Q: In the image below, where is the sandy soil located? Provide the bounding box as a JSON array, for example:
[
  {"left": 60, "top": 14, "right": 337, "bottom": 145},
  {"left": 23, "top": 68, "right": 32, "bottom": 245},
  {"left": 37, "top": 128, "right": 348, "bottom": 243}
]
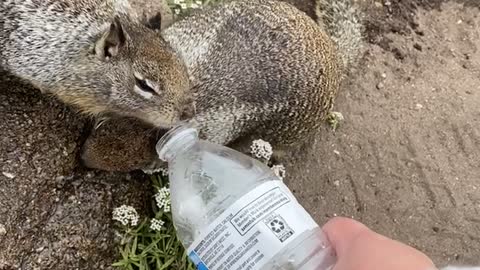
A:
[
  {"left": 286, "top": 2, "right": 480, "bottom": 266},
  {"left": 1, "top": 0, "right": 479, "bottom": 269}
]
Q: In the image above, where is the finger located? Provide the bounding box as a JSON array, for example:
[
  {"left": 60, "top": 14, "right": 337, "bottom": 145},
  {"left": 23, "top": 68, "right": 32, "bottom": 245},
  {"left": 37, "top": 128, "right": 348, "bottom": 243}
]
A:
[{"left": 322, "top": 217, "right": 370, "bottom": 257}]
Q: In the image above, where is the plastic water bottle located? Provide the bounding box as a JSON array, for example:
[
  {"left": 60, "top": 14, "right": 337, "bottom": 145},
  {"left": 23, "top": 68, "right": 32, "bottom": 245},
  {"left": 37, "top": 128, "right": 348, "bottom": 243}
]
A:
[{"left": 156, "top": 123, "right": 336, "bottom": 270}]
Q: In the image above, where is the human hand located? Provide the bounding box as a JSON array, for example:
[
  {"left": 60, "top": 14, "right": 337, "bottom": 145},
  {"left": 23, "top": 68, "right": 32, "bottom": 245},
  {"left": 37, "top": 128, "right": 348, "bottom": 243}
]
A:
[{"left": 323, "top": 217, "right": 436, "bottom": 270}]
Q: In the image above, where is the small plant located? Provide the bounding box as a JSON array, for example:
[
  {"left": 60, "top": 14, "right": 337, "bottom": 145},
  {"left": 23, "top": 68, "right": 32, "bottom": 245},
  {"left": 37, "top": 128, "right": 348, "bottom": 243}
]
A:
[
  {"left": 112, "top": 175, "right": 195, "bottom": 270},
  {"left": 167, "top": 0, "right": 224, "bottom": 17},
  {"left": 326, "top": 111, "right": 345, "bottom": 131},
  {"left": 113, "top": 143, "right": 287, "bottom": 269}
]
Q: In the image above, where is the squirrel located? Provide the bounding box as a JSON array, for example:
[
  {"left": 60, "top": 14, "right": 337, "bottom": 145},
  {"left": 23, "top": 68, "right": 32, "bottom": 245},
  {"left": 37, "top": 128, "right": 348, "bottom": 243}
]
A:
[
  {"left": 0, "top": 0, "right": 191, "bottom": 128},
  {"left": 80, "top": 0, "right": 363, "bottom": 172},
  {"left": 162, "top": 0, "right": 362, "bottom": 147}
]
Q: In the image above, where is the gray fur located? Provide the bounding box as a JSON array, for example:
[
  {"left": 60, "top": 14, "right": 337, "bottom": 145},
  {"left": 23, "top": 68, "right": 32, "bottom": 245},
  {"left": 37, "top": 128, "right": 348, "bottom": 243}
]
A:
[
  {"left": 162, "top": 0, "right": 360, "bottom": 146},
  {"left": 316, "top": 0, "right": 363, "bottom": 70},
  {"left": 0, "top": 0, "right": 191, "bottom": 128}
]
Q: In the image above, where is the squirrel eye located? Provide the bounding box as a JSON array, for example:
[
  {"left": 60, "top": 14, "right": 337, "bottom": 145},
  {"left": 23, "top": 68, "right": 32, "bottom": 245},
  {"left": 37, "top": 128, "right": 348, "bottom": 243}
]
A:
[{"left": 135, "top": 77, "right": 157, "bottom": 95}]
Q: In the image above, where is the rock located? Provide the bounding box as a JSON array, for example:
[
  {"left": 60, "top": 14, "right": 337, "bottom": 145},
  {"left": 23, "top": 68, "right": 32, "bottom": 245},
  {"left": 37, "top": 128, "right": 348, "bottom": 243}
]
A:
[
  {"left": 0, "top": 224, "right": 6, "bottom": 236},
  {"left": 1, "top": 172, "right": 15, "bottom": 179},
  {"left": 413, "top": 43, "right": 422, "bottom": 51}
]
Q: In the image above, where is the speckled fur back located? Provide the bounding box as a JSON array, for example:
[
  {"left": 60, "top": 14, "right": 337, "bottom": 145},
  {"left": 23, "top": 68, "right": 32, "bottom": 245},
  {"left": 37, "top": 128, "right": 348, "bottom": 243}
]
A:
[{"left": 163, "top": 0, "right": 343, "bottom": 146}]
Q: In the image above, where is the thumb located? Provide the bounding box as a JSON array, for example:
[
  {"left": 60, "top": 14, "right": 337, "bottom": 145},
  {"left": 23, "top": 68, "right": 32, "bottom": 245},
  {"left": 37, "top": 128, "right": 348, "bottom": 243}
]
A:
[
  {"left": 322, "top": 217, "right": 436, "bottom": 270},
  {"left": 322, "top": 217, "right": 371, "bottom": 257}
]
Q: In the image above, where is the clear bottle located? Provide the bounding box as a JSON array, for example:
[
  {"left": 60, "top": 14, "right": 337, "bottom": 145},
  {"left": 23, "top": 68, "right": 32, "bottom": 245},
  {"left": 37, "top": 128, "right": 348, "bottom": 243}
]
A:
[{"left": 157, "top": 123, "right": 336, "bottom": 270}]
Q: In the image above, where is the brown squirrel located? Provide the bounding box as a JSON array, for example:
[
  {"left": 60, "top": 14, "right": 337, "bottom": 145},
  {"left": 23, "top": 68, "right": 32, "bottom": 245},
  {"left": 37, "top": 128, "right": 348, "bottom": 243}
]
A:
[
  {"left": 79, "top": 0, "right": 363, "bottom": 172},
  {"left": 0, "top": 0, "right": 191, "bottom": 128}
]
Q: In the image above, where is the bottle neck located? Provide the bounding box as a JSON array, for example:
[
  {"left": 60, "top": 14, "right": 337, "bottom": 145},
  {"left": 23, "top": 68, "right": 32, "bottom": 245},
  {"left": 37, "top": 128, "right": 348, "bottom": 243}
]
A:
[{"left": 156, "top": 122, "right": 199, "bottom": 162}]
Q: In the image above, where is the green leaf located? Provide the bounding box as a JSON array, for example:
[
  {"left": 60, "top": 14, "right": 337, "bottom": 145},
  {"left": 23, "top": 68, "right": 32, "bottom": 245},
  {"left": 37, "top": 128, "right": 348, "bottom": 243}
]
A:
[
  {"left": 131, "top": 235, "right": 138, "bottom": 254},
  {"left": 158, "top": 257, "right": 176, "bottom": 270}
]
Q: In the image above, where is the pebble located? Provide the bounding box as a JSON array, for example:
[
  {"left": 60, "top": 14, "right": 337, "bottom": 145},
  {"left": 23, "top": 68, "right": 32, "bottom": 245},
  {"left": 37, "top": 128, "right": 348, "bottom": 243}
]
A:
[
  {"left": 2, "top": 172, "right": 15, "bottom": 179},
  {"left": 381, "top": 73, "right": 387, "bottom": 78},
  {"left": 0, "top": 224, "right": 6, "bottom": 236},
  {"left": 413, "top": 43, "right": 422, "bottom": 51},
  {"left": 376, "top": 82, "right": 384, "bottom": 89},
  {"left": 416, "top": 103, "right": 424, "bottom": 109},
  {"left": 333, "top": 150, "right": 340, "bottom": 156},
  {"left": 333, "top": 180, "right": 340, "bottom": 187}
]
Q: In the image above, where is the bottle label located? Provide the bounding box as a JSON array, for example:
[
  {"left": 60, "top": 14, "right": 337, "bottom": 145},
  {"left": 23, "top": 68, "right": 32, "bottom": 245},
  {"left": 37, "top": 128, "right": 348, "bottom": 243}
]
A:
[{"left": 187, "top": 180, "right": 318, "bottom": 270}]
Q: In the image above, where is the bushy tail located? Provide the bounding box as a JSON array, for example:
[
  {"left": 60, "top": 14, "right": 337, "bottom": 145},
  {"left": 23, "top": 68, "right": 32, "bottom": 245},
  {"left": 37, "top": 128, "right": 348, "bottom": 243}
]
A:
[{"left": 315, "top": 0, "right": 363, "bottom": 70}]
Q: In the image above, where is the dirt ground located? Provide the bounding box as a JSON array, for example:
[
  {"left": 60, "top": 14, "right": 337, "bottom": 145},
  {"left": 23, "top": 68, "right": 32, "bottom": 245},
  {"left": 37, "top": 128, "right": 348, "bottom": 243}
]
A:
[
  {"left": 1, "top": 0, "right": 479, "bottom": 269},
  {"left": 0, "top": 72, "right": 153, "bottom": 269},
  {"left": 287, "top": 0, "right": 480, "bottom": 266}
]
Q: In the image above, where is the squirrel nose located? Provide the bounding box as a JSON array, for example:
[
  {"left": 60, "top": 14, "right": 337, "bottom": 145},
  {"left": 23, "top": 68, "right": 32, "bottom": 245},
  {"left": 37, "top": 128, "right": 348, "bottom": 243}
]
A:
[
  {"left": 179, "top": 98, "right": 196, "bottom": 120},
  {"left": 180, "top": 106, "right": 195, "bottom": 120}
]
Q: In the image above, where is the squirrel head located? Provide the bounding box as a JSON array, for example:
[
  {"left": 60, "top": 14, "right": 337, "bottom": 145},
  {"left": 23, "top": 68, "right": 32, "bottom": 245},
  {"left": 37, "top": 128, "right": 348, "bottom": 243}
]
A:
[{"left": 76, "top": 16, "right": 193, "bottom": 128}]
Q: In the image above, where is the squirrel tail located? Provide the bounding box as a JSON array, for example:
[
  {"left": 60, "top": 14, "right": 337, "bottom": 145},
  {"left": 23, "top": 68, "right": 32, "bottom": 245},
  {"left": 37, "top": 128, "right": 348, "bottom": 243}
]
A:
[{"left": 315, "top": 0, "right": 363, "bottom": 70}]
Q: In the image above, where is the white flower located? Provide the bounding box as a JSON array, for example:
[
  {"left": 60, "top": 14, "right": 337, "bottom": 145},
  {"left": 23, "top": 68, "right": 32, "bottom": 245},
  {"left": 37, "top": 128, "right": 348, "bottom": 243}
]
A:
[
  {"left": 180, "top": 3, "right": 187, "bottom": 10},
  {"left": 142, "top": 167, "right": 168, "bottom": 176},
  {"left": 164, "top": 204, "right": 171, "bottom": 213},
  {"left": 173, "top": 0, "right": 182, "bottom": 4},
  {"left": 155, "top": 187, "right": 171, "bottom": 213},
  {"left": 190, "top": 3, "right": 199, "bottom": 9},
  {"left": 195, "top": 0, "right": 202, "bottom": 5},
  {"left": 271, "top": 164, "right": 286, "bottom": 180},
  {"left": 142, "top": 168, "right": 160, "bottom": 175},
  {"left": 250, "top": 139, "right": 273, "bottom": 161},
  {"left": 112, "top": 205, "right": 139, "bottom": 226},
  {"left": 150, "top": 218, "right": 165, "bottom": 231}
]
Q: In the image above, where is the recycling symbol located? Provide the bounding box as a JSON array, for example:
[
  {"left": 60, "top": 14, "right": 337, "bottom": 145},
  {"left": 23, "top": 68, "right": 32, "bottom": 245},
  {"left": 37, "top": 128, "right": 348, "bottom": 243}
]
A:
[
  {"left": 264, "top": 214, "right": 294, "bottom": 242},
  {"left": 269, "top": 219, "right": 285, "bottom": 233}
]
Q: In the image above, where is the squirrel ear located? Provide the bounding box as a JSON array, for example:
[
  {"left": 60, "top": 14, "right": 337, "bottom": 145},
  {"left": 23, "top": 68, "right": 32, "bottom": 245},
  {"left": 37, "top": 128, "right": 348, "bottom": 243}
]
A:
[
  {"left": 145, "top": 12, "right": 162, "bottom": 30},
  {"left": 95, "top": 17, "right": 126, "bottom": 61}
]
